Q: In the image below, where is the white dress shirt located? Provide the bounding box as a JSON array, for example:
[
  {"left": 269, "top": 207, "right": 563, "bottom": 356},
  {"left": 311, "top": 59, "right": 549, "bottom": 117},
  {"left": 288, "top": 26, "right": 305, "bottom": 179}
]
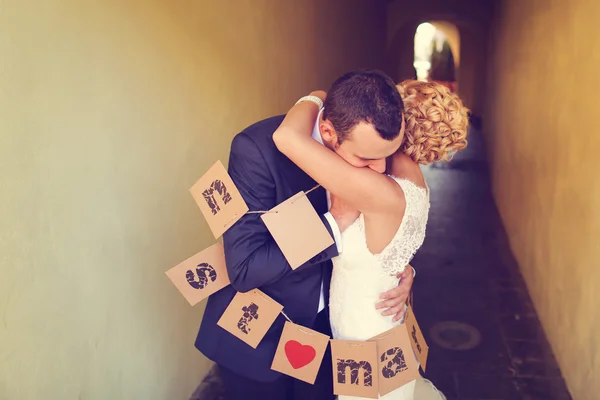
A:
[{"left": 312, "top": 109, "right": 343, "bottom": 313}]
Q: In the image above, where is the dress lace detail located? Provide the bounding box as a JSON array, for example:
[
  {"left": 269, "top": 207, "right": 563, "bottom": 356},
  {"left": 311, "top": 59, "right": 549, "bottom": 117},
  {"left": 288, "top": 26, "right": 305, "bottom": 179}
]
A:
[{"left": 374, "top": 177, "right": 430, "bottom": 276}]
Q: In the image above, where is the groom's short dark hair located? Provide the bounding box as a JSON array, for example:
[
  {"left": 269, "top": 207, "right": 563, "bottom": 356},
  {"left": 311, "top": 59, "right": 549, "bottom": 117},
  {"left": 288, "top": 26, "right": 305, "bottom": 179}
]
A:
[{"left": 323, "top": 70, "right": 404, "bottom": 143}]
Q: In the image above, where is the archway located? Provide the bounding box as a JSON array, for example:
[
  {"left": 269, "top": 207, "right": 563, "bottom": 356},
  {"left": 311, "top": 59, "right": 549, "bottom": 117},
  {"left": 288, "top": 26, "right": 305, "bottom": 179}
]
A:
[
  {"left": 385, "top": 1, "right": 492, "bottom": 118},
  {"left": 413, "top": 21, "right": 459, "bottom": 91}
]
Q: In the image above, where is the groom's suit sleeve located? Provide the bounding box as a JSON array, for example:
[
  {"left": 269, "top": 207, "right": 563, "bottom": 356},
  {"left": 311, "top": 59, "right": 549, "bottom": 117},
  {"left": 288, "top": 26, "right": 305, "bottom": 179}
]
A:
[{"left": 223, "top": 132, "right": 339, "bottom": 293}]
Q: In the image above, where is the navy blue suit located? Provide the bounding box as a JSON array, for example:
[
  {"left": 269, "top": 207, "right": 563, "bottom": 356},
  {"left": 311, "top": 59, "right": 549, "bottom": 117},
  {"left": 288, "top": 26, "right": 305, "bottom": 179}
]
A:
[{"left": 195, "top": 116, "right": 338, "bottom": 398}]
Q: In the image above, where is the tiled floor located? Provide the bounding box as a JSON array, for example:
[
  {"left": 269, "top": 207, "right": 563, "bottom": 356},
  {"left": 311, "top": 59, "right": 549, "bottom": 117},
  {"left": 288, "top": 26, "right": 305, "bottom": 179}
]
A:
[{"left": 191, "top": 128, "right": 572, "bottom": 400}]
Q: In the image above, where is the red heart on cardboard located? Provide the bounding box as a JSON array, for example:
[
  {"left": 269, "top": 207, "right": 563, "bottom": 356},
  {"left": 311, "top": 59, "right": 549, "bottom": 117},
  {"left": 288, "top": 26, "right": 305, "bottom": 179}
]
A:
[{"left": 284, "top": 340, "right": 316, "bottom": 369}]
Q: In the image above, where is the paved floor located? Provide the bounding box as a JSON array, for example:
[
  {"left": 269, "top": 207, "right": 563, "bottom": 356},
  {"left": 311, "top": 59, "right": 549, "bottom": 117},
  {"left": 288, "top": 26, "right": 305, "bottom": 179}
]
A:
[
  {"left": 191, "top": 128, "right": 572, "bottom": 400},
  {"left": 416, "top": 128, "right": 571, "bottom": 400}
]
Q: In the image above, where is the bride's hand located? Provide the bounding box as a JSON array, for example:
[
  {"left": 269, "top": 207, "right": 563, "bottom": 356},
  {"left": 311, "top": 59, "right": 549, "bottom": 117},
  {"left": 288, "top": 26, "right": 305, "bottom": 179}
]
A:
[{"left": 329, "top": 193, "right": 359, "bottom": 233}]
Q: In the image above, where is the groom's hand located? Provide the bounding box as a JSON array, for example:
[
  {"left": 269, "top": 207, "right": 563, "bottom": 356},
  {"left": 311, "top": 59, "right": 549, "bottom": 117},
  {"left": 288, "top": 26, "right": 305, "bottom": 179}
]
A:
[{"left": 376, "top": 266, "right": 414, "bottom": 322}]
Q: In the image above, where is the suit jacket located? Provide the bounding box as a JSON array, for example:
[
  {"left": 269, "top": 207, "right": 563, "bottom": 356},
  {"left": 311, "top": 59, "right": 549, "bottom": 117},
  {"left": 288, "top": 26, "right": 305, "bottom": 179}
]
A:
[{"left": 195, "top": 115, "right": 338, "bottom": 382}]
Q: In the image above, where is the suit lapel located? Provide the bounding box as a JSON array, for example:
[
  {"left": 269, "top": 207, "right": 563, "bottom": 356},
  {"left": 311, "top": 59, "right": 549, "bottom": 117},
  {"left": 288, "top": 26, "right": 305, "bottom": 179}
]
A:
[
  {"left": 276, "top": 152, "right": 328, "bottom": 214},
  {"left": 306, "top": 185, "right": 327, "bottom": 215}
]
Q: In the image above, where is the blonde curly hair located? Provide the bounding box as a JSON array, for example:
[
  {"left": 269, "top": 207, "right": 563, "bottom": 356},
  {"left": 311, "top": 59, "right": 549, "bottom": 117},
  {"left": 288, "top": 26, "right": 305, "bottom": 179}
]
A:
[{"left": 396, "top": 80, "right": 469, "bottom": 165}]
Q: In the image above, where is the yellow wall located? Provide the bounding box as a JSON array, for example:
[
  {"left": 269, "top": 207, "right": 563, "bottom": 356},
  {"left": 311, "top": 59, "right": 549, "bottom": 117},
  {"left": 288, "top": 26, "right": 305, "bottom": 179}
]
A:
[
  {"left": 0, "top": 1, "right": 386, "bottom": 398},
  {"left": 485, "top": 0, "right": 600, "bottom": 398}
]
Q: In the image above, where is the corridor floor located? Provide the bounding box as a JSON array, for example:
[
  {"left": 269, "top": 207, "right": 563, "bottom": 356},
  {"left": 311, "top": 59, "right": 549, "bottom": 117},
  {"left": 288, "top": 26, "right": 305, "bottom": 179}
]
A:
[
  {"left": 191, "top": 128, "right": 572, "bottom": 400},
  {"left": 415, "top": 128, "right": 571, "bottom": 400}
]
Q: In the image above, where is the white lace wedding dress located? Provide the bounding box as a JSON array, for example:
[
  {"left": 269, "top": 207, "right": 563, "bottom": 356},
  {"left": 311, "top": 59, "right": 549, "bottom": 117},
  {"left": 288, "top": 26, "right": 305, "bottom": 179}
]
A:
[{"left": 329, "top": 177, "right": 445, "bottom": 400}]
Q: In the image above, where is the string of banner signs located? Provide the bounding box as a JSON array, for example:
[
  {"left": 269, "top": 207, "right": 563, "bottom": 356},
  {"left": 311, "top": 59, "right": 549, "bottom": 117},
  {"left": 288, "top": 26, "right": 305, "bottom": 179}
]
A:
[{"left": 165, "top": 160, "right": 429, "bottom": 399}]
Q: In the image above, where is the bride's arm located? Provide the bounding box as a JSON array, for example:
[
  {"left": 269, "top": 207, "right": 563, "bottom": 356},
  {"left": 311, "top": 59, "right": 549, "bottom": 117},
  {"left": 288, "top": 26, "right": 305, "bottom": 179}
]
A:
[{"left": 273, "top": 93, "right": 402, "bottom": 215}]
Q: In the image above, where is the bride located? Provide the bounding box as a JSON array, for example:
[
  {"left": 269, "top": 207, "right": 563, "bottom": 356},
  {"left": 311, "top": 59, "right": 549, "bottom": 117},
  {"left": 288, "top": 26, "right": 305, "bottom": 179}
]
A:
[{"left": 273, "top": 78, "right": 469, "bottom": 399}]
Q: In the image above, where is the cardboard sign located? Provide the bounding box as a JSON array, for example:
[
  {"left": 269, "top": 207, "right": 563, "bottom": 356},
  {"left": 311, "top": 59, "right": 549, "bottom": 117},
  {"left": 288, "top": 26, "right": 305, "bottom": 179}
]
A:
[
  {"left": 261, "top": 192, "right": 334, "bottom": 269},
  {"left": 217, "top": 289, "right": 283, "bottom": 349},
  {"left": 165, "top": 242, "right": 230, "bottom": 306},
  {"left": 330, "top": 340, "right": 379, "bottom": 399},
  {"left": 369, "top": 325, "right": 420, "bottom": 396},
  {"left": 404, "top": 304, "right": 429, "bottom": 372},
  {"left": 271, "top": 321, "right": 330, "bottom": 384},
  {"left": 190, "top": 160, "right": 248, "bottom": 239}
]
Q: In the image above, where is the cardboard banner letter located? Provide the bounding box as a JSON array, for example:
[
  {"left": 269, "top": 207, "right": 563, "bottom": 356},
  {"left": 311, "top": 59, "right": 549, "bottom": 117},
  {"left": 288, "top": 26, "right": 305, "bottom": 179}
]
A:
[
  {"left": 190, "top": 161, "right": 248, "bottom": 238},
  {"left": 165, "top": 242, "right": 230, "bottom": 306},
  {"left": 404, "top": 304, "right": 429, "bottom": 372},
  {"left": 261, "top": 192, "right": 334, "bottom": 269},
  {"left": 330, "top": 340, "right": 379, "bottom": 399},
  {"left": 271, "top": 321, "right": 330, "bottom": 384},
  {"left": 369, "top": 325, "right": 420, "bottom": 396},
  {"left": 217, "top": 289, "right": 283, "bottom": 349}
]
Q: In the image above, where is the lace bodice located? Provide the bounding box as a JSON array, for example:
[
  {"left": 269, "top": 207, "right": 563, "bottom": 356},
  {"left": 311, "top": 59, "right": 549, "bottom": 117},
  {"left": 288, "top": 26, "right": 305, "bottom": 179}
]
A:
[
  {"left": 348, "top": 177, "right": 429, "bottom": 275},
  {"left": 374, "top": 177, "right": 430, "bottom": 275}
]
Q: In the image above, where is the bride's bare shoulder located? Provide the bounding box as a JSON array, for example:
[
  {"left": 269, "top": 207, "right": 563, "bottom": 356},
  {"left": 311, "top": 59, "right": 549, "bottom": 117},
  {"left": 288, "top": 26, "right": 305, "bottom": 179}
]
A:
[{"left": 387, "top": 153, "right": 426, "bottom": 189}]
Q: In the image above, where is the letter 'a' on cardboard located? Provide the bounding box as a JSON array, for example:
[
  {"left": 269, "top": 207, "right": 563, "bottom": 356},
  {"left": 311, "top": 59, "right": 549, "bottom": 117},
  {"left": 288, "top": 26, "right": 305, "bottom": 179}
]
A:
[
  {"left": 330, "top": 340, "right": 379, "bottom": 399},
  {"left": 261, "top": 192, "right": 334, "bottom": 270},
  {"left": 217, "top": 289, "right": 283, "bottom": 349},
  {"left": 271, "top": 321, "right": 330, "bottom": 385},
  {"left": 369, "top": 324, "right": 420, "bottom": 396},
  {"left": 190, "top": 160, "right": 248, "bottom": 239},
  {"left": 165, "top": 242, "right": 230, "bottom": 306},
  {"left": 404, "top": 304, "right": 429, "bottom": 372}
]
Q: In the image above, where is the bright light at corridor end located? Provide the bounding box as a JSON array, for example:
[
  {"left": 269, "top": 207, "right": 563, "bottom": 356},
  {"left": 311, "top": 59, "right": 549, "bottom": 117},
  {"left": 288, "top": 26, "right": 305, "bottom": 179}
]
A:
[{"left": 414, "top": 22, "right": 438, "bottom": 81}]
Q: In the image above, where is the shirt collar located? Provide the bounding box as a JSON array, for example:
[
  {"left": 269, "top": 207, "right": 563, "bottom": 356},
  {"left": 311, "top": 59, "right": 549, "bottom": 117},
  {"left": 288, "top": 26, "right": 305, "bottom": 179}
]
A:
[{"left": 312, "top": 108, "right": 325, "bottom": 145}]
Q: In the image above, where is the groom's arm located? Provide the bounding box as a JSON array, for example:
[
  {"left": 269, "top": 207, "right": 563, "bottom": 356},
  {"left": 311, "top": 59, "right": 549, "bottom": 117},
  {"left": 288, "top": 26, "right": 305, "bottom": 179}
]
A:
[{"left": 223, "top": 132, "right": 339, "bottom": 293}]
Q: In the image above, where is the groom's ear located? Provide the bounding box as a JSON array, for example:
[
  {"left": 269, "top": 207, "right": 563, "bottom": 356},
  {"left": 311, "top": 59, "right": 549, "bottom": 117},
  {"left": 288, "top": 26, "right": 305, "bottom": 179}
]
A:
[{"left": 319, "top": 120, "right": 338, "bottom": 144}]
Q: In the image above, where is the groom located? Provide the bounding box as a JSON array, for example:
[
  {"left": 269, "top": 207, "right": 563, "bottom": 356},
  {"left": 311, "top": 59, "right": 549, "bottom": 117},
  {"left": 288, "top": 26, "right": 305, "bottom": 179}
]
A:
[{"left": 196, "top": 70, "right": 414, "bottom": 400}]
